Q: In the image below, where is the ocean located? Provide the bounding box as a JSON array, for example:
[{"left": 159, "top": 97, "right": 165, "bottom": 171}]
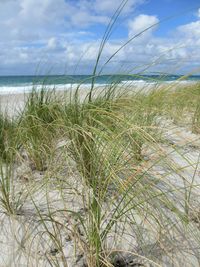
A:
[{"left": 0, "top": 74, "right": 199, "bottom": 94}]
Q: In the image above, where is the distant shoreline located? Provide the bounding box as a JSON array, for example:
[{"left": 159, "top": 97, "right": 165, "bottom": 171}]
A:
[
  {"left": 0, "top": 79, "right": 198, "bottom": 95},
  {"left": 0, "top": 81, "right": 197, "bottom": 118}
]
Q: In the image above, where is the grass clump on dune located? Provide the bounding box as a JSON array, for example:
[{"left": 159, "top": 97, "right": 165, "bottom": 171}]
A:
[
  {"left": 17, "top": 88, "right": 64, "bottom": 171},
  {"left": 0, "top": 112, "right": 17, "bottom": 162},
  {"left": 23, "top": 85, "right": 192, "bottom": 267},
  {"left": 30, "top": 89, "right": 161, "bottom": 267},
  {"left": 163, "top": 83, "right": 200, "bottom": 127},
  {"left": 23, "top": 87, "right": 63, "bottom": 125}
]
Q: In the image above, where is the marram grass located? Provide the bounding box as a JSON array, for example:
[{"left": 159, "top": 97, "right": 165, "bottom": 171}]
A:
[{"left": 0, "top": 82, "right": 200, "bottom": 266}]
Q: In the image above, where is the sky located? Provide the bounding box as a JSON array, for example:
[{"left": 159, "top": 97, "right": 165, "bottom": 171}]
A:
[{"left": 0, "top": 0, "right": 200, "bottom": 75}]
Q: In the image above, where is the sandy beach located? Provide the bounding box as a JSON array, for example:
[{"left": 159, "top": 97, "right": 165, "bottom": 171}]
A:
[
  {"left": 0, "top": 93, "right": 26, "bottom": 117},
  {"left": 0, "top": 82, "right": 190, "bottom": 117}
]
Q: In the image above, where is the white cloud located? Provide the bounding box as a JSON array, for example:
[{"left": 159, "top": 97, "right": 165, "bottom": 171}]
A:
[
  {"left": 69, "top": 10, "right": 108, "bottom": 27},
  {"left": 128, "top": 14, "right": 159, "bottom": 38},
  {"left": 0, "top": 0, "right": 69, "bottom": 42},
  {"left": 0, "top": 0, "right": 145, "bottom": 42},
  {"left": 0, "top": 0, "right": 20, "bottom": 21},
  {"left": 47, "top": 37, "right": 66, "bottom": 52},
  {"left": 198, "top": 8, "right": 200, "bottom": 18},
  {"left": 177, "top": 20, "right": 200, "bottom": 38},
  {"left": 94, "top": 0, "right": 144, "bottom": 15},
  {"left": 0, "top": 0, "right": 200, "bottom": 75}
]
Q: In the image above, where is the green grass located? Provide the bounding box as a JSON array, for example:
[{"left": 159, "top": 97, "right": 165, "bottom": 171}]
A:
[
  {"left": 162, "top": 83, "right": 200, "bottom": 127},
  {"left": 0, "top": 112, "right": 17, "bottom": 162},
  {"left": 0, "top": 83, "right": 199, "bottom": 266},
  {"left": 16, "top": 88, "right": 64, "bottom": 171}
]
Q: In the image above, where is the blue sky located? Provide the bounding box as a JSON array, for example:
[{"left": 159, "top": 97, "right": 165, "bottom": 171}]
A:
[{"left": 0, "top": 0, "right": 200, "bottom": 75}]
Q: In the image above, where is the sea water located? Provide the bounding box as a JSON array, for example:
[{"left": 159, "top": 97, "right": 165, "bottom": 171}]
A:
[{"left": 0, "top": 74, "right": 199, "bottom": 94}]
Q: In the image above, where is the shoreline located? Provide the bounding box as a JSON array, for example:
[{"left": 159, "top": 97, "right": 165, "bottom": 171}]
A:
[
  {"left": 0, "top": 79, "right": 197, "bottom": 95},
  {"left": 0, "top": 81, "right": 197, "bottom": 117}
]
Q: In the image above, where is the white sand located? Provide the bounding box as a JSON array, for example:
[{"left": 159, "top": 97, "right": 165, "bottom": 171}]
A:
[{"left": 0, "top": 93, "right": 27, "bottom": 117}]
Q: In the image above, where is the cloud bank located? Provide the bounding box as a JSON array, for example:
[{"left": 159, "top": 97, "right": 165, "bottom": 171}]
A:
[{"left": 0, "top": 0, "right": 199, "bottom": 75}]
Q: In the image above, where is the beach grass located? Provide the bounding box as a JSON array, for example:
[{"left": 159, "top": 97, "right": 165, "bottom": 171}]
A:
[
  {"left": 0, "top": 82, "right": 200, "bottom": 266},
  {"left": 0, "top": 112, "right": 17, "bottom": 162}
]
